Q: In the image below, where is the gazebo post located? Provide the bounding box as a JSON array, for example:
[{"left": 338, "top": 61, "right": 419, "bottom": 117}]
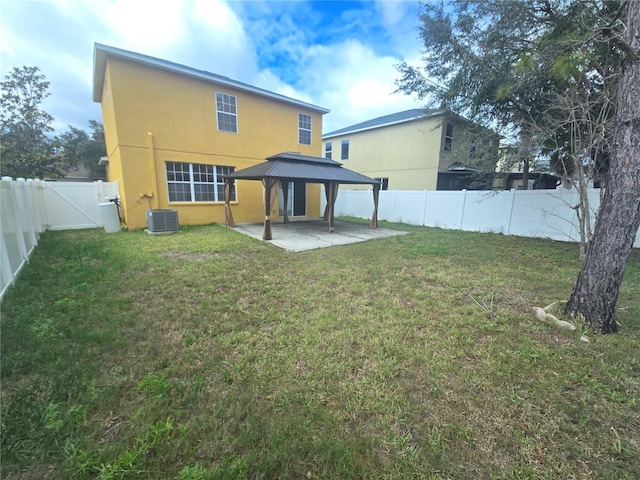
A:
[
  {"left": 326, "top": 182, "right": 339, "bottom": 233},
  {"left": 281, "top": 180, "right": 289, "bottom": 224},
  {"left": 261, "top": 178, "right": 278, "bottom": 240},
  {"left": 224, "top": 178, "right": 235, "bottom": 228},
  {"left": 323, "top": 182, "right": 330, "bottom": 221},
  {"left": 370, "top": 183, "right": 379, "bottom": 229}
]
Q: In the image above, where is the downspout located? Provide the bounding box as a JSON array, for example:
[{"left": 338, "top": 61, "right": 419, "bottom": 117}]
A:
[{"left": 147, "top": 132, "right": 160, "bottom": 209}]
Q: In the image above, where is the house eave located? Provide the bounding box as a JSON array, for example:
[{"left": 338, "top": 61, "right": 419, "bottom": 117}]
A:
[
  {"left": 322, "top": 110, "right": 446, "bottom": 139},
  {"left": 92, "top": 43, "right": 330, "bottom": 114}
]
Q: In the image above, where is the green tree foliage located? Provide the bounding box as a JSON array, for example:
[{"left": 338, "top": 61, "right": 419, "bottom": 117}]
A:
[
  {"left": 55, "top": 121, "right": 107, "bottom": 181},
  {"left": 0, "top": 66, "right": 69, "bottom": 179},
  {"left": 395, "top": 0, "right": 625, "bottom": 181}
]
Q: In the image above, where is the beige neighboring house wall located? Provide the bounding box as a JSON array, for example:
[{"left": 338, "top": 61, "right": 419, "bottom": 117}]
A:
[{"left": 323, "top": 109, "right": 498, "bottom": 190}]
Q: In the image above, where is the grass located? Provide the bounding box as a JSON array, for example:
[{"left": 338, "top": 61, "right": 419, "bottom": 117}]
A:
[{"left": 1, "top": 219, "right": 639, "bottom": 479}]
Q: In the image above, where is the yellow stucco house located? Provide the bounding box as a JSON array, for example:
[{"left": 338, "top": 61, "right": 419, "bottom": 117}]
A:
[
  {"left": 322, "top": 109, "right": 499, "bottom": 191},
  {"left": 92, "top": 43, "right": 329, "bottom": 230}
]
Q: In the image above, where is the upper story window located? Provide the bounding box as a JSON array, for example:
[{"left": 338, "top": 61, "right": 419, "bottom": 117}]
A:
[
  {"left": 216, "top": 92, "right": 237, "bottom": 133},
  {"left": 299, "top": 113, "right": 312, "bottom": 145},
  {"left": 325, "top": 142, "right": 332, "bottom": 159},
  {"left": 341, "top": 139, "right": 350, "bottom": 160},
  {"left": 166, "top": 161, "right": 235, "bottom": 202},
  {"left": 444, "top": 123, "right": 454, "bottom": 151}
]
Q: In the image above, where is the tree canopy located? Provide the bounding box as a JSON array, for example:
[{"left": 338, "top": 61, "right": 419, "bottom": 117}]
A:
[
  {"left": 1, "top": 66, "right": 107, "bottom": 181},
  {"left": 56, "top": 120, "right": 107, "bottom": 181},
  {"left": 395, "top": 0, "right": 626, "bottom": 178},
  {"left": 0, "top": 66, "right": 65, "bottom": 179}
]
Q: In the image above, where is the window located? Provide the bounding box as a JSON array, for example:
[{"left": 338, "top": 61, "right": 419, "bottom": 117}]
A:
[
  {"left": 341, "top": 139, "right": 350, "bottom": 160},
  {"left": 216, "top": 92, "right": 237, "bottom": 133},
  {"left": 299, "top": 113, "right": 312, "bottom": 145},
  {"left": 444, "top": 123, "right": 454, "bottom": 151},
  {"left": 325, "top": 142, "right": 332, "bottom": 159},
  {"left": 166, "top": 161, "right": 235, "bottom": 202},
  {"left": 374, "top": 177, "right": 389, "bottom": 190}
]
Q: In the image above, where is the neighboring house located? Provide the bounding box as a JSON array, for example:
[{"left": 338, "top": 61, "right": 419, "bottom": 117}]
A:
[
  {"left": 92, "top": 43, "right": 329, "bottom": 230},
  {"left": 322, "top": 109, "right": 500, "bottom": 191},
  {"left": 494, "top": 143, "right": 560, "bottom": 190},
  {"left": 62, "top": 164, "right": 92, "bottom": 182}
]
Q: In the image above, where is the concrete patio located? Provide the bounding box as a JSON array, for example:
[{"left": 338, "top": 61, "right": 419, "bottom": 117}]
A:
[{"left": 232, "top": 219, "right": 409, "bottom": 252}]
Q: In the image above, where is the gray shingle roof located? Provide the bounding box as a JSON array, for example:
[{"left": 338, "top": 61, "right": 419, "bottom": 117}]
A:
[
  {"left": 224, "top": 152, "right": 379, "bottom": 185},
  {"left": 323, "top": 108, "right": 444, "bottom": 138},
  {"left": 92, "top": 43, "right": 329, "bottom": 114}
]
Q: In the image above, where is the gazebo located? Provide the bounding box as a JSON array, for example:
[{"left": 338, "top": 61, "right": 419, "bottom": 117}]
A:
[{"left": 223, "top": 152, "right": 380, "bottom": 240}]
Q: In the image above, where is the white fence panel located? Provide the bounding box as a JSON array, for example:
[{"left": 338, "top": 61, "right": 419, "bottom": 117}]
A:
[
  {"left": 331, "top": 187, "right": 640, "bottom": 248},
  {"left": 1, "top": 178, "right": 45, "bottom": 298},
  {"left": 44, "top": 181, "right": 119, "bottom": 230},
  {"left": 425, "top": 191, "right": 465, "bottom": 230},
  {"left": 509, "top": 190, "right": 577, "bottom": 242},
  {"left": 333, "top": 189, "right": 374, "bottom": 219},
  {"left": 1, "top": 178, "right": 120, "bottom": 299},
  {"left": 460, "top": 190, "right": 511, "bottom": 234},
  {"left": 392, "top": 191, "right": 424, "bottom": 225}
]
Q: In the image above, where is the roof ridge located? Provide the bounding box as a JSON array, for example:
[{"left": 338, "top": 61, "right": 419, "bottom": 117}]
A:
[
  {"left": 323, "top": 108, "right": 444, "bottom": 138},
  {"left": 92, "top": 43, "right": 329, "bottom": 114}
]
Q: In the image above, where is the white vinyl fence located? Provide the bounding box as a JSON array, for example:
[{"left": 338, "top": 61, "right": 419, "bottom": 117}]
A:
[
  {"left": 1, "top": 178, "right": 120, "bottom": 298},
  {"left": 327, "top": 187, "right": 640, "bottom": 248}
]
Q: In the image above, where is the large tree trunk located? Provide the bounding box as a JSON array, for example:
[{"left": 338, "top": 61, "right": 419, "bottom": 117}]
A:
[{"left": 565, "top": 1, "right": 640, "bottom": 334}]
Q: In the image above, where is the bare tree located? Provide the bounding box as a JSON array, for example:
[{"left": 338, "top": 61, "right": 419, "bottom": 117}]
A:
[{"left": 531, "top": 76, "right": 616, "bottom": 257}]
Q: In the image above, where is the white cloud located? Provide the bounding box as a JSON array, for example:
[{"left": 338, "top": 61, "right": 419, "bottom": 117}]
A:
[
  {"left": 103, "top": 0, "right": 186, "bottom": 49},
  {"left": 255, "top": 69, "right": 314, "bottom": 105},
  {"left": 0, "top": 0, "right": 424, "bottom": 135},
  {"left": 375, "top": 0, "right": 411, "bottom": 28},
  {"left": 290, "top": 39, "right": 422, "bottom": 132},
  {"left": 184, "top": 0, "right": 259, "bottom": 81}
]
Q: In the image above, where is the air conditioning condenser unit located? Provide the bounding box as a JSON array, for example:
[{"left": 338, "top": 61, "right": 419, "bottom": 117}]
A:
[{"left": 147, "top": 209, "right": 179, "bottom": 234}]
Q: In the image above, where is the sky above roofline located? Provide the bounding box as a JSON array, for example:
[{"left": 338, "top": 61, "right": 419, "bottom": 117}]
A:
[{"left": 0, "top": 0, "right": 426, "bottom": 135}]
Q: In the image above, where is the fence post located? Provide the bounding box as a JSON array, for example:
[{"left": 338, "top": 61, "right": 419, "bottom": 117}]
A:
[
  {"left": 505, "top": 188, "right": 517, "bottom": 235},
  {"left": 96, "top": 180, "right": 106, "bottom": 201},
  {"left": 17, "top": 178, "right": 38, "bottom": 248},
  {"left": 25, "top": 180, "right": 41, "bottom": 233},
  {"left": 391, "top": 190, "right": 397, "bottom": 222},
  {"left": 457, "top": 189, "right": 467, "bottom": 230},
  {"left": 422, "top": 190, "right": 429, "bottom": 226},
  {"left": 34, "top": 179, "right": 49, "bottom": 230}
]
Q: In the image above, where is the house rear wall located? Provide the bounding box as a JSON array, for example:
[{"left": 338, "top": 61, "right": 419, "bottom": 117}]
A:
[{"left": 100, "top": 57, "right": 323, "bottom": 229}]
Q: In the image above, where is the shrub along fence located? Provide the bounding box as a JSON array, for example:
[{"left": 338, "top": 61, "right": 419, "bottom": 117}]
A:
[
  {"left": 329, "top": 187, "right": 640, "bottom": 248},
  {"left": 1, "top": 177, "right": 119, "bottom": 298}
]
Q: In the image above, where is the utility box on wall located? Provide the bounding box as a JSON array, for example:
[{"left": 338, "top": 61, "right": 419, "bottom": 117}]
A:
[{"left": 146, "top": 209, "right": 179, "bottom": 234}]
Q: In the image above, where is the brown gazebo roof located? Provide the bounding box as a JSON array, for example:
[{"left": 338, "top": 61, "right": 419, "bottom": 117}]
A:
[{"left": 223, "top": 152, "right": 380, "bottom": 185}]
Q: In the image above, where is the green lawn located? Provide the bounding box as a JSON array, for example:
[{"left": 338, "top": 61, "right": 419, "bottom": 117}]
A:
[{"left": 1, "top": 220, "right": 639, "bottom": 479}]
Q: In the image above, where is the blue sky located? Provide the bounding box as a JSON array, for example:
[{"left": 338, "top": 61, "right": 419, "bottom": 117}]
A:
[{"left": 0, "top": 0, "right": 425, "bottom": 134}]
